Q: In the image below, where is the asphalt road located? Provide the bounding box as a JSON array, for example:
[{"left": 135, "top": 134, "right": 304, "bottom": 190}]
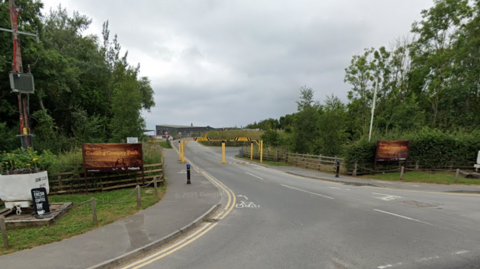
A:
[{"left": 118, "top": 142, "right": 480, "bottom": 269}]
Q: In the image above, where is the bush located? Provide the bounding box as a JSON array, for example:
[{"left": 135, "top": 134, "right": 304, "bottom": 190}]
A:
[
  {"left": 344, "top": 128, "right": 480, "bottom": 170},
  {"left": 0, "top": 148, "right": 56, "bottom": 174},
  {"left": 47, "top": 148, "right": 83, "bottom": 175},
  {"left": 143, "top": 142, "right": 163, "bottom": 165}
]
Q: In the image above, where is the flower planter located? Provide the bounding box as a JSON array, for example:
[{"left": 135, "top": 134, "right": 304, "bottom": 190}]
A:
[{"left": 0, "top": 171, "right": 49, "bottom": 214}]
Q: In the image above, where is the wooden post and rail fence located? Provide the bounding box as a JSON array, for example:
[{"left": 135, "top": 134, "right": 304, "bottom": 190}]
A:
[
  {"left": 241, "top": 146, "right": 346, "bottom": 174},
  {"left": 48, "top": 162, "right": 163, "bottom": 195}
]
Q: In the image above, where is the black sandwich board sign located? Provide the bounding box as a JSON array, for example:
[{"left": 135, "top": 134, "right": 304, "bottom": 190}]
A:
[{"left": 31, "top": 187, "right": 50, "bottom": 216}]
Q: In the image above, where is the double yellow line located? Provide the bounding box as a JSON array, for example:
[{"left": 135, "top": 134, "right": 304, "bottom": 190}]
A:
[{"left": 120, "top": 143, "right": 236, "bottom": 269}]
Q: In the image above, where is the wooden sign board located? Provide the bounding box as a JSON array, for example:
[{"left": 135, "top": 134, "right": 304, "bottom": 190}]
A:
[
  {"left": 82, "top": 143, "right": 143, "bottom": 173},
  {"left": 375, "top": 141, "right": 409, "bottom": 162}
]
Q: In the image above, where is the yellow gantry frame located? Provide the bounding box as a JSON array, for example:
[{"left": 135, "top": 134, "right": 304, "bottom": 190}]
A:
[{"left": 178, "top": 137, "right": 263, "bottom": 164}]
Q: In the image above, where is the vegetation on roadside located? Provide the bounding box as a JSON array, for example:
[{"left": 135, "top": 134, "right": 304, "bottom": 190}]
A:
[
  {"left": 0, "top": 2, "right": 155, "bottom": 154},
  {"left": 157, "top": 141, "right": 172, "bottom": 149},
  {"left": 0, "top": 142, "right": 162, "bottom": 176},
  {"left": 245, "top": 1, "right": 480, "bottom": 169},
  {"left": 364, "top": 171, "right": 480, "bottom": 185},
  {"left": 0, "top": 186, "right": 166, "bottom": 256}
]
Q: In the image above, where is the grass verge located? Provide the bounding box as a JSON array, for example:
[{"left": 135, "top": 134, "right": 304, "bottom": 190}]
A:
[
  {"left": 235, "top": 156, "right": 291, "bottom": 167},
  {"left": 0, "top": 185, "right": 166, "bottom": 256},
  {"left": 157, "top": 141, "right": 172, "bottom": 149},
  {"left": 364, "top": 171, "right": 480, "bottom": 185}
]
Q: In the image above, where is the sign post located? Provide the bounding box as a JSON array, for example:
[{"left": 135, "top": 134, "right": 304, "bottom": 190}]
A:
[
  {"left": 186, "top": 164, "right": 191, "bottom": 184},
  {"left": 31, "top": 187, "right": 50, "bottom": 218}
]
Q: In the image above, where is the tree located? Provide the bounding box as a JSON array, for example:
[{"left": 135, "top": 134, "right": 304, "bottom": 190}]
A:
[
  {"left": 293, "top": 86, "right": 319, "bottom": 154},
  {"left": 314, "top": 95, "right": 349, "bottom": 156}
]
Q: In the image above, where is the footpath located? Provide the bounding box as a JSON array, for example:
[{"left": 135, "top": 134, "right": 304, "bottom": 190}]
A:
[
  {"left": 251, "top": 161, "right": 480, "bottom": 194},
  {"left": 0, "top": 148, "right": 220, "bottom": 269}
]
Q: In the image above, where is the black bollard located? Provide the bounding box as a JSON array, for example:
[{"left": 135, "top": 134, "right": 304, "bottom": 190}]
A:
[
  {"left": 335, "top": 160, "right": 340, "bottom": 178},
  {"left": 187, "top": 164, "right": 191, "bottom": 184}
]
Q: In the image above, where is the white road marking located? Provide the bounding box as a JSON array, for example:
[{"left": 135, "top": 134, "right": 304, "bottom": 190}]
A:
[
  {"left": 377, "top": 262, "right": 403, "bottom": 269},
  {"left": 178, "top": 170, "right": 187, "bottom": 174},
  {"left": 372, "top": 192, "right": 402, "bottom": 201},
  {"left": 246, "top": 172, "right": 263, "bottom": 180},
  {"left": 236, "top": 201, "right": 260, "bottom": 208},
  {"left": 329, "top": 187, "right": 341, "bottom": 190},
  {"left": 237, "top": 195, "right": 249, "bottom": 200},
  {"left": 378, "top": 250, "right": 469, "bottom": 269},
  {"left": 281, "top": 184, "right": 334, "bottom": 199},
  {"left": 416, "top": 255, "right": 440, "bottom": 262},
  {"left": 374, "top": 209, "right": 434, "bottom": 226}
]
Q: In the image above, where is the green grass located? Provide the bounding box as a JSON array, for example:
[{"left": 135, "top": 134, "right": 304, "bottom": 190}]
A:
[
  {"left": 157, "top": 141, "right": 172, "bottom": 149},
  {"left": 364, "top": 171, "right": 480, "bottom": 185},
  {"left": 0, "top": 186, "right": 166, "bottom": 256},
  {"left": 235, "top": 156, "right": 291, "bottom": 167}
]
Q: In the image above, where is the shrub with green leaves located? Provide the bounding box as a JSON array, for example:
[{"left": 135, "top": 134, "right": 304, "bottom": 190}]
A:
[{"left": 0, "top": 148, "right": 56, "bottom": 174}]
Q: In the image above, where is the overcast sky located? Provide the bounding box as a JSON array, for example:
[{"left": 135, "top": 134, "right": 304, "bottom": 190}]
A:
[{"left": 42, "top": 0, "right": 434, "bottom": 130}]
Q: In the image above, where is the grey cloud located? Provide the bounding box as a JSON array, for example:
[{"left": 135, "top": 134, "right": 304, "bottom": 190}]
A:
[{"left": 45, "top": 0, "right": 434, "bottom": 129}]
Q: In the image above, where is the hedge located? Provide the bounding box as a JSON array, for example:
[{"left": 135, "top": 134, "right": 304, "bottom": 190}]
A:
[{"left": 344, "top": 128, "right": 480, "bottom": 171}]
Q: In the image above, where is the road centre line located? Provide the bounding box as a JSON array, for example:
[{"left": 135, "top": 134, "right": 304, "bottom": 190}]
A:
[
  {"left": 281, "top": 184, "right": 334, "bottom": 199},
  {"left": 246, "top": 172, "right": 263, "bottom": 180},
  {"left": 373, "top": 209, "right": 434, "bottom": 226},
  {"left": 120, "top": 223, "right": 215, "bottom": 269}
]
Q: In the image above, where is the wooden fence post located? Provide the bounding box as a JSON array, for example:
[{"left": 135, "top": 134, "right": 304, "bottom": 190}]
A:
[
  {"left": 318, "top": 155, "right": 322, "bottom": 171},
  {"left": 276, "top": 149, "right": 279, "bottom": 162},
  {"left": 136, "top": 185, "right": 142, "bottom": 209},
  {"left": 455, "top": 168, "right": 460, "bottom": 184},
  {"left": 285, "top": 152, "right": 289, "bottom": 163},
  {"left": 400, "top": 166, "right": 405, "bottom": 181},
  {"left": 0, "top": 216, "right": 9, "bottom": 249},
  {"left": 91, "top": 198, "right": 98, "bottom": 226},
  {"left": 57, "top": 171, "right": 63, "bottom": 192},
  {"left": 415, "top": 160, "right": 419, "bottom": 171},
  {"left": 353, "top": 162, "right": 358, "bottom": 177}
]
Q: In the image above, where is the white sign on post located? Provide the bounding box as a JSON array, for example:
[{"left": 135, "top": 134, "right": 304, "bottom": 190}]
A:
[{"left": 127, "top": 137, "right": 139, "bottom": 143}]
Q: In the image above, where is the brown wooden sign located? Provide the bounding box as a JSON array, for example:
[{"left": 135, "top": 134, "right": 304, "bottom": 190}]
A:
[
  {"left": 82, "top": 143, "right": 143, "bottom": 173},
  {"left": 375, "top": 141, "right": 409, "bottom": 162}
]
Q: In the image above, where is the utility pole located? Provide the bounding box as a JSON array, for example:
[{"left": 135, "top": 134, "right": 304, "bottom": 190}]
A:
[
  {"left": 2, "top": 0, "right": 38, "bottom": 150},
  {"left": 368, "top": 78, "right": 379, "bottom": 142}
]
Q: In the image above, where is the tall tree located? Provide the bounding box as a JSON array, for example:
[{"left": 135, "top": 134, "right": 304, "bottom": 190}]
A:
[{"left": 293, "top": 86, "right": 319, "bottom": 154}]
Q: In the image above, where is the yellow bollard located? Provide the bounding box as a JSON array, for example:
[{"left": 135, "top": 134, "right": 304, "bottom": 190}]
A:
[
  {"left": 222, "top": 142, "right": 226, "bottom": 164},
  {"left": 260, "top": 140, "right": 263, "bottom": 163},
  {"left": 250, "top": 143, "right": 253, "bottom": 161},
  {"left": 178, "top": 141, "right": 182, "bottom": 161},
  {"left": 182, "top": 141, "right": 185, "bottom": 164}
]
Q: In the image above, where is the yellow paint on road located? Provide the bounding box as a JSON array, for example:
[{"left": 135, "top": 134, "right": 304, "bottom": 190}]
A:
[{"left": 118, "top": 142, "right": 237, "bottom": 269}]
